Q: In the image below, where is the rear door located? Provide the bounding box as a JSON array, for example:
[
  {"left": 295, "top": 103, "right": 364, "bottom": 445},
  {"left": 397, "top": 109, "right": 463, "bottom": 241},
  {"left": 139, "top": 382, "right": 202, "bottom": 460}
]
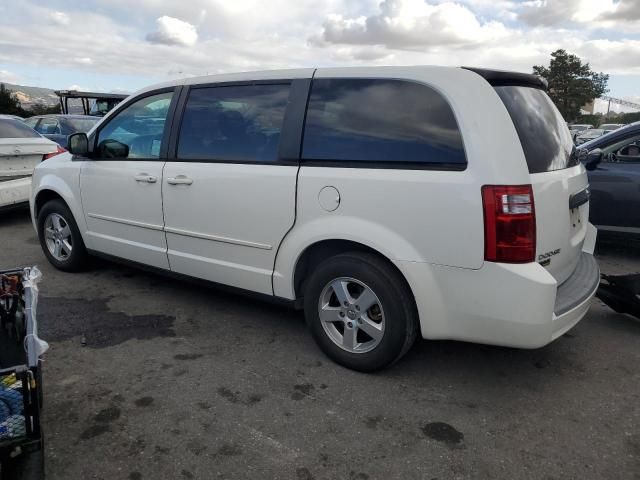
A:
[
  {"left": 589, "top": 135, "right": 640, "bottom": 232},
  {"left": 79, "top": 89, "right": 177, "bottom": 269},
  {"left": 495, "top": 86, "right": 589, "bottom": 283},
  {"left": 162, "top": 80, "right": 308, "bottom": 295}
]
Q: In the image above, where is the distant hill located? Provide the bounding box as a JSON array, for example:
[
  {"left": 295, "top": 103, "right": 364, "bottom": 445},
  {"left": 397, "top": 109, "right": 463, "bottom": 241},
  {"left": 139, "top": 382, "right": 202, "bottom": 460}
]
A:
[{"left": 0, "top": 82, "right": 59, "bottom": 111}]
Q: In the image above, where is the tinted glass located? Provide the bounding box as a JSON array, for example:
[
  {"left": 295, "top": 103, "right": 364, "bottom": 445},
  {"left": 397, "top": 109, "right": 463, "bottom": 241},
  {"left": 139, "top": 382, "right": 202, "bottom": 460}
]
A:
[
  {"left": 97, "top": 91, "right": 173, "bottom": 159},
  {"left": 0, "top": 118, "right": 41, "bottom": 138},
  {"left": 177, "top": 84, "right": 290, "bottom": 162},
  {"left": 495, "top": 86, "right": 576, "bottom": 174},
  {"left": 302, "top": 78, "right": 466, "bottom": 166},
  {"left": 65, "top": 117, "right": 99, "bottom": 133},
  {"left": 23, "top": 117, "right": 39, "bottom": 129},
  {"left": 619, "top": 140, "right": 640, "bottom": 161},
  {"left": 36, "top": 118, "right": 60, "bottom": 135}
]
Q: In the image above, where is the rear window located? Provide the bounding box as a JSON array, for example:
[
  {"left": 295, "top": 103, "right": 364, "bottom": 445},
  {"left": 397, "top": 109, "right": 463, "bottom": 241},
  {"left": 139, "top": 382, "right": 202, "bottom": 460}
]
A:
[
  {"left": 302, "top": 78, "right": 466, "bottom": 168},
  {"left": 495, "top": 86, "right": 576, "bottom": 174},
  {"left": 0, "top": 118, "right": 41, "bottom": 139},
  {"left": 66, "top": 117, "right": 99, "bottom": 133}
]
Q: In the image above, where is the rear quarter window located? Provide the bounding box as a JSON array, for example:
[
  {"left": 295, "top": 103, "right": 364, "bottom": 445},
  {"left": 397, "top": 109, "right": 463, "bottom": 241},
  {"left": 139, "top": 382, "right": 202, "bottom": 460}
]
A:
[
  {"left": 495, "top": 86, "right": 576, "bottom": 174},
  {"left": 302, "top": 78, "right": 466, "bottom": 168},
  {"left": 0, "top": 118, "right": 41, "bottom": 139}
]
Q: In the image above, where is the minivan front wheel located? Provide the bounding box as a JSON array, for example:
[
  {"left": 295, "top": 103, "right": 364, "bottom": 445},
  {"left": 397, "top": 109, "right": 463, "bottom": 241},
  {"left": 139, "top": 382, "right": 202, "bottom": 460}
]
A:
[
  {"left": 37, "top": 199, "right": 88, "bottom": 272},
  {"left": 304, "top": 252, "right": 418, "bottom": 372}
]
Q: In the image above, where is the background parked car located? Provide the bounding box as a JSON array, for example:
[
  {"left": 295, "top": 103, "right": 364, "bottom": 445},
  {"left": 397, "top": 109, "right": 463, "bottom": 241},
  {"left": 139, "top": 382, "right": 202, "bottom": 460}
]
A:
[
  {"left": 580, "top": 121, "right": 640, "bottom": 235},
  {"left": 23, "top": 114, "right": 99, "bottom": 148},
  {"left": 569, "top": 124, "right": 593, "bottom": 143},
  {"left": 576, "top": 128, "right": 606, "bottom": 145},
  {"left": 569, "top": 123, "right": 592, "bottom": 135},
  {"left": 599, "top": 123, "right": 624, "bottom": 131},
  {"left": 0, "top": 114, "right": 24, "bottom": 122},
  {"left": 0, "top": 118, "right": 64, "bottom": 210}
]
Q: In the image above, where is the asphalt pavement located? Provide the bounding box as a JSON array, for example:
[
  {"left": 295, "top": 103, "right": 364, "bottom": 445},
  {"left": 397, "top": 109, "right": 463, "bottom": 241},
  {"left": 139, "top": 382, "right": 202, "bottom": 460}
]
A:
[{"left": 0, "top": 207, "right": 638, "bottom": 480}]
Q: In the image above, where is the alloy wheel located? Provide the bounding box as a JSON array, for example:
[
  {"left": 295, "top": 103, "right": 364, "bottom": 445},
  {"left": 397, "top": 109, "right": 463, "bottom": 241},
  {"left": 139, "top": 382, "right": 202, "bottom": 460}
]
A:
[
  {"left": 318, "top": 277, "right": 385, "bottom": 354},
  {"left": 44, "top": 213, "right": 73, "bottom": 261}
]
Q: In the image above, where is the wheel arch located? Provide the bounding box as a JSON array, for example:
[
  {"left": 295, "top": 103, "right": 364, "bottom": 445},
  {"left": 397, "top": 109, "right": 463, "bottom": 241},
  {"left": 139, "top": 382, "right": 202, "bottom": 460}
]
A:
[
  {"left": 34, "top": 189, "right": 67, "bottom": 219},
  {"left": 284, "top": 239, "right": 419, "bottom": 328},
  {"left": 292, "top": 240, "right": 396, "bottom": 298},
  {"left": 32, "top": 179, "right": 89, "bottom": 246}
]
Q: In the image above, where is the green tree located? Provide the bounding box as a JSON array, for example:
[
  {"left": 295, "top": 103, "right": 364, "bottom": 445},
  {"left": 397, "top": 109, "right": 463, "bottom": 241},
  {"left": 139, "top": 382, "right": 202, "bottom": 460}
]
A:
[
  {"left": 533, "top": 49, "right": 609, "bottom": 121},
  {"left": 0, "top": 83, "right": 27, "bottom": 116}
]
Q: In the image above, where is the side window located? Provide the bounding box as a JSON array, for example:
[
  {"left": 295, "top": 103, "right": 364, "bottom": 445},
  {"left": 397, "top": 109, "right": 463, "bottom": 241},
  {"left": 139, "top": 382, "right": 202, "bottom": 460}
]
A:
[
  {"left": 302, "top": 78, "right": 466, "bottom": 167},
  {"left": 617, "top": 139, "right": 640, "bottom": 162},
  {"left": 96, "top": 91, "right": 173, "bottom": 159},
  {"left": 177, "top": 84, "right": 291, "bottom": 162},
  {"left": 36, "top": 118, "right": 60, "bottom": 135},
  {"left": 24, "top": 117, "right": 39, "bottom": 130}
]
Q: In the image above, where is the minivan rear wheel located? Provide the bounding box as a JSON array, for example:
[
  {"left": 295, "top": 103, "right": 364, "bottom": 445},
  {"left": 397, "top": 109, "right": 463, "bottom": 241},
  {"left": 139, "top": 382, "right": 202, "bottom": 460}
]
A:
[
  {"left": 303, "top": 252, "right": 418, "bottom": 372},
  {"left": 37, "top": 199, "right": 88, "bottom": 272}
]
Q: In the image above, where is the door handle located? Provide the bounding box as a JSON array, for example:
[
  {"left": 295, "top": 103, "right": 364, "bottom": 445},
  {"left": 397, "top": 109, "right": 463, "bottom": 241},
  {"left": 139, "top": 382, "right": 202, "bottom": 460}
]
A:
[
  {"left": 134, "top": 174, "right": 157, "bottom": 183},
  {"left": 166, "top": 175, "right": 193, "bottom": 186}
]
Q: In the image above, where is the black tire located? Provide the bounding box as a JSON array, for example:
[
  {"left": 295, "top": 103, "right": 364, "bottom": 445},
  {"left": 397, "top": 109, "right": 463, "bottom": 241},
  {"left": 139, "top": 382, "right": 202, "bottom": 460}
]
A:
[
  {"left": 303, "top": 252, "right": 418, "bottom": 372},
  {"left": 37, "top": 199, "right": 88, "bottom": 272}
]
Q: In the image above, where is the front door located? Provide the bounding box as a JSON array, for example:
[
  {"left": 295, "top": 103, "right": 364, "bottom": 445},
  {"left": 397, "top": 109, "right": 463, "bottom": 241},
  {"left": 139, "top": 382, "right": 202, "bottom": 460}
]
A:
[
  {"left": 79, "top": 90, "right": 176, "bottom": 269},
  {"left": 589, "top": 136, "right": 640, "bottom": 232},
  {"left": 162, "top": 82, "right": 300, "bottom": 295}
]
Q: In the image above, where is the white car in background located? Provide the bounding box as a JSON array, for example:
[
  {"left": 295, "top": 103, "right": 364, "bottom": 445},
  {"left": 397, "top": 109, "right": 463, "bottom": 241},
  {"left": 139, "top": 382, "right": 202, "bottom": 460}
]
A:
[
  {"left": 568, "top": 123, "right": 592, "bottom": 135},
  {"left": 0, "top": 118, "right": 64, "bottom": 210},
  {"left": 575, "top": 128, "right": 607, "bottom": 146},
  {"left": 599, "top": 123, "right": 624, "bottom": 132}
]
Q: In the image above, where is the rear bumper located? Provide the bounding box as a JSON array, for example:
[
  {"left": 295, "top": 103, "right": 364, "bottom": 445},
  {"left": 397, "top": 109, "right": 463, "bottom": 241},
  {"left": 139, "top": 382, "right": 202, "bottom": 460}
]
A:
[
  {"left": 397, "top": 235, "right": 599, "bottom": 348},
  {"left": 0, "top": 177, "right": 31, "bottom": 209},
  {"left": 551, "top": 252, "right": 599, "bottom": 340}
]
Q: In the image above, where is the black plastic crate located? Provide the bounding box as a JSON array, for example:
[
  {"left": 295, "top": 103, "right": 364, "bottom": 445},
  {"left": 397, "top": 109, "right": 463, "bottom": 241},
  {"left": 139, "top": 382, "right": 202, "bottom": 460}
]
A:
[
  {"left": 0, "top": 368, "right": 41, "bottom": 455},
  {"left": 0, "top": 268, "right": 44, "bottom": 461}
]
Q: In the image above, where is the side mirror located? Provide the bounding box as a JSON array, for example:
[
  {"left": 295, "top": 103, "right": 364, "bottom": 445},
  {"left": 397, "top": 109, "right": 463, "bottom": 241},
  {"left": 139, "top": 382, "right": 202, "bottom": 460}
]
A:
[
  {"left": 97, "top": 139, "right": 129, "bottom": 159},
  {"left": 584, "top": 148, "right": 603, "bottom": 171},
  {"left": 67, "top": 132, "right": 89, "bottom": 156}
]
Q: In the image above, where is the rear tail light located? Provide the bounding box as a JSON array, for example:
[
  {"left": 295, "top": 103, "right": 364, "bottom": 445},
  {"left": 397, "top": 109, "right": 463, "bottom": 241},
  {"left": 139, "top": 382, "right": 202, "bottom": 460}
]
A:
[
  {"left": 42, "top": 145, "right": 66, "bottom": 161},
  {"left": 482, "top": 185, "right": 536, "bottom": 263}
]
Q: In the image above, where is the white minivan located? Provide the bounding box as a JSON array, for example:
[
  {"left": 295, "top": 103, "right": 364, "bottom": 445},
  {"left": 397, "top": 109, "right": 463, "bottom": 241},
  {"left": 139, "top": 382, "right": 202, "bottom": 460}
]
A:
[{"left": 30, "top": 66, "right": 599, "bottom": 371}]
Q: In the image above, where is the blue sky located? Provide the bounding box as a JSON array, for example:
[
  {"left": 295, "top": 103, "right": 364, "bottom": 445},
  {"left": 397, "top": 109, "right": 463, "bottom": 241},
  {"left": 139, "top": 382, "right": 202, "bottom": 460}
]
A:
[{"left": 0, "top": 0, "right": 638, "bottom": 104}]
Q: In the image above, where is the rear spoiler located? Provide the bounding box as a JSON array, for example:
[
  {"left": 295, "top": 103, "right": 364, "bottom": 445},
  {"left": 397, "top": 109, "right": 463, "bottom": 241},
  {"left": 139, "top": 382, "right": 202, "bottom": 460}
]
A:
[{"left": 462, "top": 67, "right": 548, "bottom": 90}]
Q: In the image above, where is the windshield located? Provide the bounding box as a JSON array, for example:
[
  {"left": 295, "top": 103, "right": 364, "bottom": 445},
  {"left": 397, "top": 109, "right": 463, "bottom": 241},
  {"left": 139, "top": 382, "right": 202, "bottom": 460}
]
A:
[
  {"left": 66, "top": 117, "right": 99, "bottom": 133},
  {"left": 571, "top": 125, "right": 590, "bottom": 132},
  {"left": 582, "top": 129, "right": 604, "bottom": 138},
  {"left": 0, "top": 118, "right": 41, "bottom": 139},
  {"left": 495, "top": 86, "right": 576, "bottom": 174}
]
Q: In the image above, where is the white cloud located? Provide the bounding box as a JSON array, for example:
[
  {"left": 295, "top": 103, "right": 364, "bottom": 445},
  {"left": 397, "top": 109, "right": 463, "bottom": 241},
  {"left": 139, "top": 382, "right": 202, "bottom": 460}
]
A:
[
  {"left": 146, "top": 16, "right": 198, "bottom": 47},
  {"left": 518, "top": 0, "right": 639, "bottom": 28},
  {"left": 73, "top": 57, "right": 93, "bottom": 65},
  {"left": 600, "top": 0, "right": 640, "bottom": 22},
  {"left": 0, "top": 69, "right": 21, "bottom": 84},
  {"left": 576, "top": 39, "right": 640, "bottom": 75},
  {"left": 49, "top": 11, "right": 70, "bottom": 25},
  {"left": 0, "top": 0, "right": 637, "bottom": 98},
  {"left": 316, "top": 0, "right": 509, "bottom": 49}
]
